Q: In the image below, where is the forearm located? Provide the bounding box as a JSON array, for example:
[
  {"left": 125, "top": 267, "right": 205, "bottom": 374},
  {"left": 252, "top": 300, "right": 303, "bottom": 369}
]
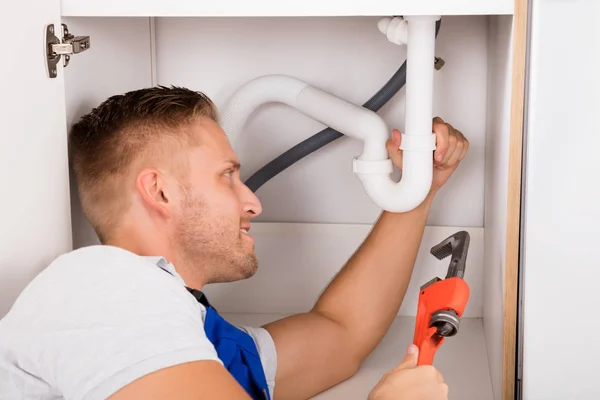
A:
[{"left": 312, "top": 193, "right": 434, "bottom": 361}]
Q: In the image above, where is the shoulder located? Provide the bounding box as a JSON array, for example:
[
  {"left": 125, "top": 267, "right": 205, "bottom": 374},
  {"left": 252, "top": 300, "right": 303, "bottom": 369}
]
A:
[
  {"left": 14, "top": 245, "right": 195, "bottom": 312},
  {"left": 5, "top": 245, "right": 205, "bottom": 336},
  {"left": 0, "top": 245, "right": 220, "bottom": 400},
  {"left": 37, "top": 244, "right": 181, "bottom": 288}
]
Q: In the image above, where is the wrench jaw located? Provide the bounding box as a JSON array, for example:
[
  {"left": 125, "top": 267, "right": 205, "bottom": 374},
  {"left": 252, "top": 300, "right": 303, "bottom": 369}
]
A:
[{"left": 430, "top": 230, "right": 470, "bottom": 279}]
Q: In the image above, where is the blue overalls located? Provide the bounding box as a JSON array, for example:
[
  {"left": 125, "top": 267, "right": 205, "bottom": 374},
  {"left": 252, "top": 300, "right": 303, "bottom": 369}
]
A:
[{"left": 186, "top": 287, "right": 271, "bottom": 400}]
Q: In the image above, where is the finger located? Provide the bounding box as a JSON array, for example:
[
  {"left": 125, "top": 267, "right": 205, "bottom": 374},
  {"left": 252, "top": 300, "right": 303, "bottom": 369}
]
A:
[
  {"left": 445, "top": 127, "right": 468, "bottom": 166},
  {"left": 391, "top": 129, "right": 401, "bottom": 148},
  {"left": 445, "top": 139, "right": 464, "bottom": 166},
  {"left": 440, "top": 132, "right": 458, "bottom": 165},
  {"left": 459, "top": 136, "right": 469, "bottom": 161},
  {"left": 385, "top": 129, "right": 400, "bottom": 150},
  {"left": 433, "top": 116, "right": 445, "bottom": 125},
  {"left": 395, "top": 344, "right": 419, "bottom": 370},
  {"left": 419, "top": 365, "right": 444, "bottom": 383},
  {"left": 437, "top": 368, "right": 445, "bottom": 383},
  {"left": 386, "top": 129, "right": 403, "bottom": 168},
  {"left": 432, "top": 117, "right": 449, "bottom": 164}
]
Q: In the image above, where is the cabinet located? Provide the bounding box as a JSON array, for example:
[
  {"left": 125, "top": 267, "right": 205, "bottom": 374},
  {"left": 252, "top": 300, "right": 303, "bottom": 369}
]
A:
[{"left": 1, "top": 0, "right": 597, "bottom": 399}]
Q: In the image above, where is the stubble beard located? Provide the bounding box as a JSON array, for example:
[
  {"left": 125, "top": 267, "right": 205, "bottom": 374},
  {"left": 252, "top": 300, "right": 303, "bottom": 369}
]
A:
[{"left": 176, "top": 195, "right": 258, "bottom": 284}]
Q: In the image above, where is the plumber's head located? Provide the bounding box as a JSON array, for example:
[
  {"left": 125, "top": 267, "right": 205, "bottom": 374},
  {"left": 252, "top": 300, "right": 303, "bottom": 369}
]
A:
[{"left": 68, "top": 86, "right": 263, "bottom": 288}]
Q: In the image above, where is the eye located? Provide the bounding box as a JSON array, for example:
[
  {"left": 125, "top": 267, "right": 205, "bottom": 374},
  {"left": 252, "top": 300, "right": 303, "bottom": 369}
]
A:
[{"left": 224, "top": 169, "right": 234, "bottom": 178}]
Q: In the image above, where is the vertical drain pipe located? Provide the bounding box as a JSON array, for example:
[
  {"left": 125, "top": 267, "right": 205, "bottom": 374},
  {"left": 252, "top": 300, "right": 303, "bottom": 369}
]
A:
[
  {"left": 404, "top": 16, "right": 440, "bottom": 141},
  {"left": 396, "top": 15, "right": 441, "bottom": 209},
  {"left": 352, "top": 15, "right": 440, "bottom": 211}
]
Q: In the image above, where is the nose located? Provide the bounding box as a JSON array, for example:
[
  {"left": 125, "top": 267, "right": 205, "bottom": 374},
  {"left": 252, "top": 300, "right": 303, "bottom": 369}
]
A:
[{"left": 239, "top": 182, "right": 262, "bottom": 218}]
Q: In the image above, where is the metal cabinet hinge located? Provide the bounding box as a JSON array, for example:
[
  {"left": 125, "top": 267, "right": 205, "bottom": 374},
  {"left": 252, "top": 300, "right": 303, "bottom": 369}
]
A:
[{"left": 45, "top": 23, "right": 90, "bottom": 78}]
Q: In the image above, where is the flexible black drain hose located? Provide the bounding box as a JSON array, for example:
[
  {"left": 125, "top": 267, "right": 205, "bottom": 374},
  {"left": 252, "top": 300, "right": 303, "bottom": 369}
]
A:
[{"left": 244, "top": 19, "right": 442, "bottom": 193}]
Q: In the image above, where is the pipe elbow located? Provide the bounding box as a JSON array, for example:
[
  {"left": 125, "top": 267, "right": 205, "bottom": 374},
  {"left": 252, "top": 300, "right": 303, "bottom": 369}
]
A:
[
  {"left": 295, "top": 86, "right": 389, "bottom": 160},
  {"left": 220, "top": 74, "right": 390, "bottom": 161},
  {"left": 360, "top": 176, "right": 432, "bottom": 213},
  {"left": 356, "top": 113, "right": 390, "bottom": 161},
  {"left": 354, "top": 149, "right": 434, "bottom": 213},
  {"left": 219, "top": 75, "right": 310, "bottom": 148}
]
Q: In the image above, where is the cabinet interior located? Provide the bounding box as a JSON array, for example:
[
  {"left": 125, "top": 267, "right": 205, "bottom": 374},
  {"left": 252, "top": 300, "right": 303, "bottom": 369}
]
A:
[{"left": 63, "top": 13, "right": 521, "bottom": 400}]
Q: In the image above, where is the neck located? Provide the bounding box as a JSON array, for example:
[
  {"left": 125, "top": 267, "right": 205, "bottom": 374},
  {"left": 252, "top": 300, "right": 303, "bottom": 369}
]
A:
[
  {"left": 106, "top": 225, "right": 208, "bottom": 290},
  {"left": 106, "top": 230, "right": 169, "bottom": 259}
]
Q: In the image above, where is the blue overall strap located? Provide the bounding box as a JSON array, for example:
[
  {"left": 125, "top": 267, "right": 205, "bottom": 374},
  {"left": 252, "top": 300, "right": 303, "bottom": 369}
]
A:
[{"left": 186, "top": 288, "right": 271, "bottom": 400}]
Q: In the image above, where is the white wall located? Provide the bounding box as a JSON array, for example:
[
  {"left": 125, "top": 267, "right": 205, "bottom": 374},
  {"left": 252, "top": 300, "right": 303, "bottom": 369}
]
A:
[
  {"left": 156, "top": 15, "right": 489, "bottom": 227},
  {"left": 483, "top": 14, "right": 513, "bottom": 400},
  {"left": 521, "top": 1, "right": 600, "bottom": 399},
  {"left": 203, "top": 224, "right": 485, "bottom": 317}
]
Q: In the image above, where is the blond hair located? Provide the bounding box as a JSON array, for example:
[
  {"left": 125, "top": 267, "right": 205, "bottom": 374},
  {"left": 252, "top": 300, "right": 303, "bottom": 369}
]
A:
[{"left": 68, "top": 86, "right": 218, "bottom": 243}]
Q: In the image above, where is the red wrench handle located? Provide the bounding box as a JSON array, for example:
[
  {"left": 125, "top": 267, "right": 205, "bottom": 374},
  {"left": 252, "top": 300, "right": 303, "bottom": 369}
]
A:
[
  {"left": 413, "top": 277, "right": 470, "bottom": 365},
  {"left": 416, "top": 327, "right": 444, "bottom": 365}
]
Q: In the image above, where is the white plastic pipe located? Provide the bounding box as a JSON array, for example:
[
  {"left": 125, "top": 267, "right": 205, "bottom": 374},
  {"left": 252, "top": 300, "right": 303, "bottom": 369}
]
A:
[
  {"left": 219, "top": 15, "right": 440, "bottom": 212},
  {"left": 357, "top": 15, "right": 441, "bottom": 211},
  {"left": 220, "top": 75, "right": 389, "bottom": 160},
  {"left": 404, "top": 16, "right": 438, "bottom": 141}
]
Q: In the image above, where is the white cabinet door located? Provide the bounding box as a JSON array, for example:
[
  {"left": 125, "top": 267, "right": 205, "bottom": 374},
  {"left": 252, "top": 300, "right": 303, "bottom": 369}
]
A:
[
  {"left": 521, "top": 0, "right": 599, "bottom": 399},
  {"left": 0, "top": 0, "right": 72, "bottom": 317}
]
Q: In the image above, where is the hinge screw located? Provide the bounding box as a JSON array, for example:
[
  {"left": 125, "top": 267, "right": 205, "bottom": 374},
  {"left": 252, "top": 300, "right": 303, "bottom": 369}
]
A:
[{"left": 434, "top": 56, "right": 446, "bottom": 71}]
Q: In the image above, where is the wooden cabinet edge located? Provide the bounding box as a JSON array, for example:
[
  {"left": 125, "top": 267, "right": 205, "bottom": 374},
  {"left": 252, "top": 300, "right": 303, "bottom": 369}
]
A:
[{"left": 503, "top": 0, "right": 529, "bottom": 398}]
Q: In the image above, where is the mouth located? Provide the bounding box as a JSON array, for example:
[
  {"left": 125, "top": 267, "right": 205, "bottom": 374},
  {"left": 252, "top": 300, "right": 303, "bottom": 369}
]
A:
[{"left": 240, "top": 226, "right": 254, "bottom": 244}]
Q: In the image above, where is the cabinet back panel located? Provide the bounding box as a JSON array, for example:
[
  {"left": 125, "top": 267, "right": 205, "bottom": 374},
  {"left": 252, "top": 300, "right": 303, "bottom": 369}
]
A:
[
  {"left": 61, "top": 14, "right": 514, "bottom": 360},
  {"left": 155, "top": 16, "right": 489, "bottom": 227},
  {"left": 203, "top": 224, "right": 485, "bottom": 317}
]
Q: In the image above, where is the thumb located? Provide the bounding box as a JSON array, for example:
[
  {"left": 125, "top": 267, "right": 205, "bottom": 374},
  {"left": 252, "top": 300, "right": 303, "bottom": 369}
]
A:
[
  {"left": 386, "top": 129, "right": 403, "bottom": 169},
  {"left": 395, "top": 344, "right": 419, "bottom": 370}
]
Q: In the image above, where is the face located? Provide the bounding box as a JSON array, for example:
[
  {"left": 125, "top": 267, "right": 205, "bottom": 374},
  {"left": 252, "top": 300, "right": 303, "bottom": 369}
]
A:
[{"left": 171, "top": 118, "right": 263, "bottom": 284}]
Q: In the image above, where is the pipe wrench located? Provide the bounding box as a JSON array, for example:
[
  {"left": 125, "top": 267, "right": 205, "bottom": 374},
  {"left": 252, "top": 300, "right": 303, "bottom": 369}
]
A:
[{"left": 413, "top": 231, "right": 470, "bottom": 365}]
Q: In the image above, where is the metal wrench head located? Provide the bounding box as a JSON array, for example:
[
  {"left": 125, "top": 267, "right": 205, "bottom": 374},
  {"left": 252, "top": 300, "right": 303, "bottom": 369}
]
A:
[{"left": 430, "top": 231, "right": 470, "bottom": 279}]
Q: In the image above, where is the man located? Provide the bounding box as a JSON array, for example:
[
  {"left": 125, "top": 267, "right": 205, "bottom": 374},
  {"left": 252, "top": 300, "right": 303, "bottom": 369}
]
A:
[{"left": 0, "top": 86, "right": 468, "bottom": 399}]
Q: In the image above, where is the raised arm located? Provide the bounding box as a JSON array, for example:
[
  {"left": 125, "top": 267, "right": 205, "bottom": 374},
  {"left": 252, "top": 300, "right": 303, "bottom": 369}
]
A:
[{"left": 264, "top": 118, "right": 469, "bottom": 399}]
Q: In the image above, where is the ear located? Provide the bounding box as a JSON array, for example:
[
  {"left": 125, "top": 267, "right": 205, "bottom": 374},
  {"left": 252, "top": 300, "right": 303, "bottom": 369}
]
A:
[{"left": 135, "top": 168, "right": 172, "bottom": 219}]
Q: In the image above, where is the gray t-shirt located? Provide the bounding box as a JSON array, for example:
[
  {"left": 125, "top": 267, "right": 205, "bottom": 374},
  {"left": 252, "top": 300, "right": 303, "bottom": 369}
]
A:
[{"left": 0, "top": 245, "right": 277, "bottom": 399}]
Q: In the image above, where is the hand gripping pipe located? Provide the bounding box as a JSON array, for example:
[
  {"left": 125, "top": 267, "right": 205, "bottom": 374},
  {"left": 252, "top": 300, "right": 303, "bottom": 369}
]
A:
[{"left": 220, "top": 15, "right": 441, "bottom": 213}]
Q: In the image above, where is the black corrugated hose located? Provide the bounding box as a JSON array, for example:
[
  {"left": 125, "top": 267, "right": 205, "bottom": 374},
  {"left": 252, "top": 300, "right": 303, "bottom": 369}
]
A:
[{"left": 244, "top": 19, "right": 442, "bottom": 192}]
